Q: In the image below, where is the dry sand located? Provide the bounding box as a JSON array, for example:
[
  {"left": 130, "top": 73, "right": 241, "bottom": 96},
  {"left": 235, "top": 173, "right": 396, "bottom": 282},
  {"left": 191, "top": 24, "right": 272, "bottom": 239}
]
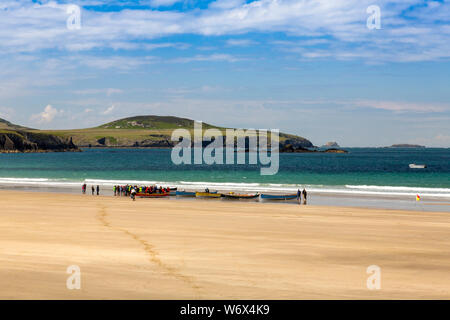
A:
[{"left": 0, "top": 190, "right": 449, "bottom": 299}]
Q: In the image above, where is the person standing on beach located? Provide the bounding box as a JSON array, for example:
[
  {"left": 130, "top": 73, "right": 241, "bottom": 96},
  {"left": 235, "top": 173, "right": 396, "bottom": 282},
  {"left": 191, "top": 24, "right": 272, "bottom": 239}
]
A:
[
  {"left": 297, "top": 189, "right": 301, "bottom": 205},
  {"left": 302, "top": 188, "right": 307, "bottom": 205},
  {"left": 96, "top": 185, "right": 100, "bottom": 196},
  {"left": 130, "top": 187, "right": 136, "bottom": 201},
  {"left": 82, "top": 183, "right": 86, "bottom": 194},
  {"left": 91, "top": 185, "right": 95, "bottom": 195}
]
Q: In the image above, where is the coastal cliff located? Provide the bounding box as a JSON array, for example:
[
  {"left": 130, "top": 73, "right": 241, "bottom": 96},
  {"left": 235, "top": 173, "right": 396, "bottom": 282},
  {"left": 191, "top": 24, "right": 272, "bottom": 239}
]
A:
[
  {"left": 1, "top": 115, "right": 314, "bottom": 152},
  {"left": 0, "top": 131, "right": 79, "bottom": 153}
]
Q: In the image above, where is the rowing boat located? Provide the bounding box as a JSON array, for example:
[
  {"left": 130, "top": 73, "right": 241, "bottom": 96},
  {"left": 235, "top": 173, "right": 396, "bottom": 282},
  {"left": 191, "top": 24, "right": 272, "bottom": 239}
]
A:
[
  {"left": 260, "top": 193, "right": 298, "bottom": 200},
  {"left": 195, "top": 191, "right": 221, "bottom": 198},
  {"left": 221, "top": 192, "right": 259, "bottom": 199},
  {"left": 176, "top": 190, "right": 196, "bottom": 197},
  {"left": 136, "top": 193, "right": 170, "bottom": 198}
]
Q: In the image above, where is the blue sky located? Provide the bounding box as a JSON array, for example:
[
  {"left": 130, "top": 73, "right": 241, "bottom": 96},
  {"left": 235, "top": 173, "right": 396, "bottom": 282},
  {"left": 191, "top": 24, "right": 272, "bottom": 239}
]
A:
[{"left": 0, "top": 0, "right": 449, "bottom": 146}]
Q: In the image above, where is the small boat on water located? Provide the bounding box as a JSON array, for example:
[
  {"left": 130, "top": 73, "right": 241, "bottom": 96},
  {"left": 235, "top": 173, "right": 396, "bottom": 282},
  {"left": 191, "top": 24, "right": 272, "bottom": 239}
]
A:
[
  {"left": 176, "top": 190, "right": 196, "bottom": 197},
  {"left": 136, "top": 193, "right": 170, "bottom": 198},
  {"left": 195, "top": 191, "right": 221, "bottom": 198},
  {"left": 260, "top": 193, "right": 298, "bottom": 200},
  {"left": 221, "top": 192, "right": 259, "bottom": 200},
  {"left": 409, "top": 164, "right": 427, "bottom": 169}
]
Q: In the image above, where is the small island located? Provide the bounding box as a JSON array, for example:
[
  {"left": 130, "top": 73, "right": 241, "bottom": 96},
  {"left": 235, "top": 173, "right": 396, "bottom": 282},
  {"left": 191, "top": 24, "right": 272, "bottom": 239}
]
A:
[
  {"left": 322, "top": 141, "right": 340, "bottom": 148},
  {"left": 388, "top": 144, "right": 426, "bottom": 148}
]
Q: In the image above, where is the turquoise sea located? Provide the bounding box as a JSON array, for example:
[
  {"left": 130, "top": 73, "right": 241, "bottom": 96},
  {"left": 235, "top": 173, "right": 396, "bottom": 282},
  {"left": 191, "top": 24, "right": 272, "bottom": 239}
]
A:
[{"left": 0, "top": 148, "right": 449, "bottom": 201}]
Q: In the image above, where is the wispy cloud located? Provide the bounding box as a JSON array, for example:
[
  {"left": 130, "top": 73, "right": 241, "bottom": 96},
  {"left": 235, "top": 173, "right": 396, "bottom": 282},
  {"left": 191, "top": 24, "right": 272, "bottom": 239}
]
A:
[
  {"left": 74, "top": 88, "right": 123, "bottom": 96},
  {"left": 352, "top": 100, "right": 450, "bottom": 113},
  {"left": 79, "top": 56, "right": 158, "bottom": 70},
  {"left": 102, "top": 105, "right": 115, "bottom": 115},
  {"left": 1, "top": 1, "right": 449, "bottom": 62},
  {"left": 171, "top": 53, "right": 242, "bottom": 63},
  {"left": 226, "top": 39, "right": 257, "bottom": 47}
]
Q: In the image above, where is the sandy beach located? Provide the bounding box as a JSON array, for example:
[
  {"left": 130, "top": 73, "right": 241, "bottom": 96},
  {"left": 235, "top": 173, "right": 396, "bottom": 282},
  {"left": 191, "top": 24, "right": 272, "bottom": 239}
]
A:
[{"left": 1, "top": 190, "right": 449, "bottom": 299}]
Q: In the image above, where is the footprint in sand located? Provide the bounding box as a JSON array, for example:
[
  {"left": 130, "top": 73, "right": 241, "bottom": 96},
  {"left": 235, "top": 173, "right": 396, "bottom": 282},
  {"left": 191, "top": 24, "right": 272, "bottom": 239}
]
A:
[{"left": 96, "top": 206, "right": 201, "bottom": 296}]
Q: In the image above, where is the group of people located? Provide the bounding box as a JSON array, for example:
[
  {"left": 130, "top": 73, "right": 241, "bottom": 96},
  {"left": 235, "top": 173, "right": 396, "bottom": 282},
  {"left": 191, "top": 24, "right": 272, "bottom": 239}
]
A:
[
  {"left": 297, "top": 188, "right": 307, "bottom": 205},
  {"left": 113, "top": 185, "right": 172, "bottom": 196},
  {"left": 81, "top": 183, "right": 100, "bottom": 195},
  {"left": 113, "top": 185, "right": 133, "bottom": 197}
]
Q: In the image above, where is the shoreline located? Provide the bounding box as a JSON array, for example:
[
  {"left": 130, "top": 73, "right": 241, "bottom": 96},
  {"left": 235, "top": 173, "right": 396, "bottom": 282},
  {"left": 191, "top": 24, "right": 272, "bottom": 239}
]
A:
[
  {"left": 0, "top": 182, "right": 448, "bottom": 212},
  {"left": 1, "top": 190, "right": 449, "bottom": 299}
]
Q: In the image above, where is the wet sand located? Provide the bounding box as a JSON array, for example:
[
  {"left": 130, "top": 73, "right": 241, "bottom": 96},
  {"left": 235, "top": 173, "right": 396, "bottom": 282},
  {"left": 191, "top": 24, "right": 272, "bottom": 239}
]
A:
[{"left": 1, "top": 191, "right": 449, "bottom": 299}]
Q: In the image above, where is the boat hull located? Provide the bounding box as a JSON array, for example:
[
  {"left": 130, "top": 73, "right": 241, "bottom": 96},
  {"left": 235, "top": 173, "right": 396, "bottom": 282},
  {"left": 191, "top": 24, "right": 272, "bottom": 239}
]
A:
[
  {"left": 195, "top": 192, "right": 221, "bottom": 198},
  {"left": 222, "top": 193, "right": 260, "bottom": 200},
  {"left": 136, "top": 193, "right": 170, "bottom": 198},
  {"left": 176, "top": 191, "right": 196, "bottom": 197},
  {"left": 260, "top": 194, "right": 298, "bottom": 200}
]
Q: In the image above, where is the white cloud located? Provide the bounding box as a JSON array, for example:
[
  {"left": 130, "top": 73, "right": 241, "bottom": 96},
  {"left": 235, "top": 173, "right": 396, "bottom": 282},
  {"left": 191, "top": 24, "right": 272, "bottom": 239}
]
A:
[
  {"left": 149, "top": 0, "right": 184, "bottom": 7},
  {"left": 79, "top": 56, "right": 157, "bottom": 70},
  {"left": 102, "top": 105, "right": 115, "bottom": 115},
  {"left": 143, "top": 42, "right": 190, "bottom": 50},
  {"left": 0, "top": 1, "right": 449, "bottom": 62},
  {"left": 74, "top": 88, "right": 123, "bottom": 96},
  {"left": 30, "top": 104, "right": 63, "bottom": 123},
  {"left": 352, "top": 100, "right": 450, "bottom": 113},
  {"left": 226, "top": 39, "right": 257, "bottom": 46},
  {"left": 171, "top": 53, "right": 241, "bottom": 63}
]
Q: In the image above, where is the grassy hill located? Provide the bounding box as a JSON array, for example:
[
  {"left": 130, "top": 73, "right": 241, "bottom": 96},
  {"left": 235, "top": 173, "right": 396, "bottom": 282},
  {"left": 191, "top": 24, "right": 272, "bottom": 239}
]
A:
[
  {"left": 0, "top": 118, "right": 31, "bottom": 131},
  {"left": 99, "top": 115, "right": 221, "bottom": 130},
  {"left": 38, "top": 115, "right": 314, "bottom": 148}
]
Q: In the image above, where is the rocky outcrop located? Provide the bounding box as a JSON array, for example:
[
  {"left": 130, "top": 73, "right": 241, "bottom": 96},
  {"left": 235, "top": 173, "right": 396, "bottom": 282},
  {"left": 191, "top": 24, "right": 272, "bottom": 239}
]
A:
[
  {"left": 132, "top": 139, "right": 174, "bottom": 147},
  {"left": 322, "top": 141, "right": 340, "bottom": 148},
  {"left": 280, "top": 144, "right": 348, "bottom": 153},
  {"left": 323, "top": 148, "right": 347, "bottom": 153},
  {"left": 281, "top": 134, "right": 314, "bottom": 149},
  {"left": 0, "top": 131, "right": 79, "bottom": 153}
]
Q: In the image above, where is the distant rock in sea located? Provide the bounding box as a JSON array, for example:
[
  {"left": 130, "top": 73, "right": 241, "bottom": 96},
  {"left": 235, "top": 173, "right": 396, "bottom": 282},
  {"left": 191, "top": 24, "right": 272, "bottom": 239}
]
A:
[
  {"left": 280, "top": 144, "right": 348, "bottom": 153},
  {"left": 388, "top": 144, "right": 426, "bottom": 148},
  {"left": 322, "top": 141, "right": 340, "bottom": 148}
]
